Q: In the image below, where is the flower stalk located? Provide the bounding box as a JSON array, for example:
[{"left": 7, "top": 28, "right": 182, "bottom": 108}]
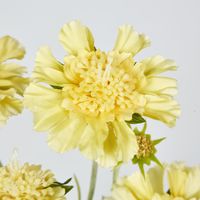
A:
[
  {"left": 87, "top": 161, "right": 98, "bottom": 200},
  {"left": 74, "top": 174, "right": 81, "bottom": 200},
  {"left": 112, "top": 166, "right": 120, "bottom": 184}
]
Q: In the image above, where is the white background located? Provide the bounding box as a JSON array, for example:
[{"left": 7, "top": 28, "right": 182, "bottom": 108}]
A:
[{"left": 0, "top": 0, "right": 199, "bottom": 199}]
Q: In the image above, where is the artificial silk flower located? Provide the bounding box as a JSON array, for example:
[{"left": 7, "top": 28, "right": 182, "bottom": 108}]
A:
[
  {"left": 104, "top": 163, "right": 200, "bottom": 200},
  {"left": 0, "top": 35, "right": 28, "bottom": 125},
  {"left": 24, "top": 20, "right": 180, "bottom": 167},
  {"left": 0, "top": 160, "right": 72, "bottom": 199}
]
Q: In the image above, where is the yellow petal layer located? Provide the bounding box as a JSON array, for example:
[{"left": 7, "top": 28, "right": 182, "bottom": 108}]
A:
[
  {"left": 97, "top": 121, "right": 138, "bottom": 167},
  {"left": 113, "top": 25, "right": 150, "bottom": 56},
  {"left": 33, "top": 47, "right": 69, "bottom": 86},
  {"left": 59, "top": 20, "right": 95, "bottom": 55},
  {"left": 0, "top": 35, "right": 25, "bottom": 62},
  {"left": 141, "top": 56, "right": 177, "bottom": 76},
  {"left": 144, "top": 95, "right": 180, "bottom": 127},
  {"left": 24, "top": 83, "right": 68, "bottom": 131},
  {"left": 0, "top": 96, "right": 22, "bottom": 125},
  {"left": 104, "top": 186, "right": 137, "bottom": 200},
  {"left": 167, "top": 163, "right": 200, "bottom": 199}
]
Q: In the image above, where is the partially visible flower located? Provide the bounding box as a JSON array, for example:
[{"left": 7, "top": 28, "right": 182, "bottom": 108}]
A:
[
  {"left": 24, "top": 20, "right": 180, "bottom": 167},
  {"left": 0, "top": 160, "right": 71, "bottom": 199},
  {"left": 132, "top": 123, "right": 165, "bottom": 176},
  {"left": 104, "top": 163, "right": 200, "bottom": 200},
  {"left": 167, "top": 163, "right": 200, "bottom": 199},
  {"left": 0, "top": 36, "right": 28, "bottom": 125}
]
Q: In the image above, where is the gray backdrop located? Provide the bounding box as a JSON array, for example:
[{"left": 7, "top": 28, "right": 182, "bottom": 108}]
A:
[{"left": 0, "top": 0, "right": 199, "bottom": 199}]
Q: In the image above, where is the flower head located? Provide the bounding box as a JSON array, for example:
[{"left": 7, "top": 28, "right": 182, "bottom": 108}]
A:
[
  {"left": 132, "top": 123, "right": 165, "bottom": 176},
  {"left": 0, "top": 36, "right": 28, "bottom": 125},
  {"left": 104, "top": 163, "right": 200, "bottom": 200},
  {"left": 24, "top": 21, "right": 180, "bottom": 167},
  {"left": 0, "top": 160, "right": 71, "bottom": 199}
]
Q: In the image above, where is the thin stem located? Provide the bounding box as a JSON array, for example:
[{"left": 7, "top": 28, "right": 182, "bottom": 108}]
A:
[
  {"left": 112, "top": 166, "right": 120, "bottom": 184},
  {"left": 87, "top": 161, "right": 98, "bottom": 200},
  {"left": 74, "top": 174, "right": 81, "bottom": 200}
]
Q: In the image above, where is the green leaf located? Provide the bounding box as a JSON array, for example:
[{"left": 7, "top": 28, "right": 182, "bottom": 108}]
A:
[
  {"left": 151, "top": 155, "right": 163, "bottom": 168},
  {"left": 153, "top": 137, "right": 166, "bottom": 145},
  {"left": 138, "top": 161, "right": 145, "bottom": 178},
  {"left": 44, "top": 177, "right": 73, "bottom": 195},
  {"left": 132, "top": 156, "right": 138, "bottom": 164},
  {"left": 126, "top": 113, "right": 146, "bottom": 124},
  {"left": 0, "top": 161, "right": 2, "bottom": 167},
  {"left": 51, "top": 85, "right": 63, "bottom": 89},
  {"left": 64, "top": 185, "right": 73, "bottom": 195}
]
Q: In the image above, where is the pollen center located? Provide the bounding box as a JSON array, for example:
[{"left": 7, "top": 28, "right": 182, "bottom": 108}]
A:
[
  {"left": 62, "top": 50, "right": 146, "bottom": 120},
  {"left": 136, "top": 135, "right": 153, "bottom": 159}
]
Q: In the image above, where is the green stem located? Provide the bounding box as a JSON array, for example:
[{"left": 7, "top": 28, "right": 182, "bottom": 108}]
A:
[
  {"left": 112, "top": 166, "right": 120, "bottom": 184},
  {"left": 87, "top": 161, "right": 98, "bottom": 200},
  {"left": 74, "top": 174, "right": 81, "bottom": 200}
]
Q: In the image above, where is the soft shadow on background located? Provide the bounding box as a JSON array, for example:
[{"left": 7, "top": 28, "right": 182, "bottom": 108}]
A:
[{"left": 0, "top": 0, "right": 199, "bottom": 199}]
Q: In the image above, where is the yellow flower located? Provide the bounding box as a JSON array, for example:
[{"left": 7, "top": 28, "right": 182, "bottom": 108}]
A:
[
  {"left": 24, "top": 21, "right": 180, "bottom": 167},
  {"left": 0, "top": 161, "right": 67, "bottom": 200},
  {"left": 104, "top": 163, "right": 200, "bottom": 200},
  {"left": 0, "top": 36, "right": 28, "bottom": 125},
  {"left": 167, "top": 163, "right": 200, "bottom": 199}
]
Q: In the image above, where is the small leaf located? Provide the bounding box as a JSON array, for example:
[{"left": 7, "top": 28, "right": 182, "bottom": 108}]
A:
[
  {"left": 51, "top": 85, "right": 63, "bottom": 89},
  {"left": 151, "top": 155, "right": 163, "bottom": 168},
  {"left": 153, "top": 137, "right": 166, "bottom": 145},
  {"left": 138, "top": 161, "right": 145, "bottom": 178},
  {"left": 126, "top": 113, "right": 146, "bottom": 124},
  {"left": 132, "top": 156, "right": 138, "bottom": 164},
  {"left": 44, "top": 177, "right": 73, "bottom": 195},
  {"left": 64, "top": 185, "right": 73, "bottom": 194}
]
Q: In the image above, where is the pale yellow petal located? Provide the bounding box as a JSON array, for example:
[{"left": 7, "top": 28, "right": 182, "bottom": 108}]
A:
[
  {"left": 24, "top": 83, "right": 63, "bottom": 111},
  {"left": 123, "top": 172, "right": 155, "bottom": 200},
  {"left": 0, "top": 36, "right": 25, "bottom": 62},
  {"left": 167, "top": 163, "right": 200, "bottom": 199},
  {"left": 79, "top": 118, "right": 108, "bottom": 161},
  {"left": 113, "top": 25, "right": 150, "bottom": 56},
  {"left": 111, "top": 121, "right": 138, "bottom": 162},
  {"left": 0, "top": 88, "right": 15, "bottom": 99},
  {"left": 144, "top": 95, "right": 180, "bottom": 127},
  {"left": 104, "top": 186, "right": 137, "bottom": 200},
  {"left": 97, "top": 121, "right": 138, "bottom": 167},
  {"left": 148, "top": 165, "right": 164, "bottom": 194},
  {"left": 152, "top": 194, "right": 172, "bottom": 200},
  {"left": 33, "top": 47, "right": 69, "bottom": 86},
  {"left": 48, "top": 115, "right": 87, "bottom": 153},
  {"left": 142, "top": 76, "right": 177, "bottom": 97},
  {"left": 0, "top": 96, "right": 22, "bottom": 125},
  {"left": 59, "top": 20, "right": 95, "bottom": 55},
  {"left": 0, "top": 63, "right": 26, "bottom": 77},
  {"left": 141, "top": 56, "right": 177, "bottom": 76},
  {"left": 96, "top": 123, "right": 119, "bottom": 167},
  {"left": 167, "top": 163, "right": 188, "bottom": 197},
  {"left": 184, "top": 166, "right": 200, "bottom": 198},
  {"left": 0, "top": 63, "right": 29, "bottom": 95},
  {"left": 24, "top": 83, "right": 68, "bottom": 131}
]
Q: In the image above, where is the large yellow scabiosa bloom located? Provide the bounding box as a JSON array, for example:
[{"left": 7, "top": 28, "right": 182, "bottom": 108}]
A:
[
  {"left": 0, "top": 161, "right": 69, "bottom": 199},
  {"left": 0, "top": 36, "right": 28, "bottom": 125},
  {"left": 24, "top": 21, "right": 180, "bottom": 167},
  {"left": 104, "top": 163, "right": 200, "bottom": 200}
]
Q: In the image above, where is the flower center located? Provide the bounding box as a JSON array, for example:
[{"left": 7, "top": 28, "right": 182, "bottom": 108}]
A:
[
  {"left": 62, "top": 50, "right": 146, "bottom": 121},
  {"left": 136, "top": 135, "right": 153, "bottom": 159}
]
